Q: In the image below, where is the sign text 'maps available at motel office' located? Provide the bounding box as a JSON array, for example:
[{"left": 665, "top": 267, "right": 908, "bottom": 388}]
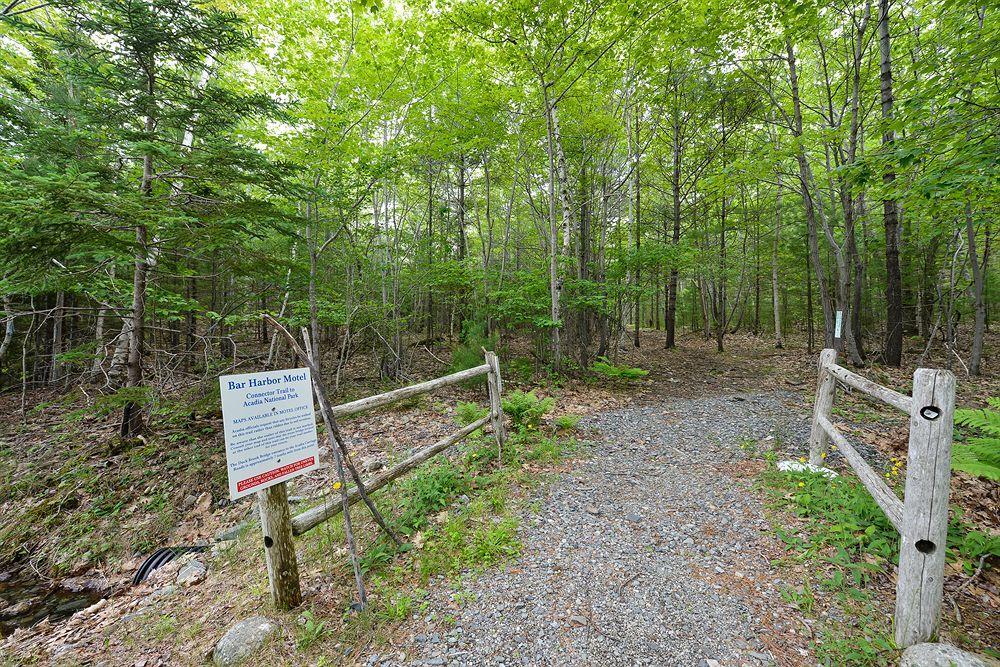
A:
[{"left": 219, "top": 368, "right": 321, "bottom": 500}]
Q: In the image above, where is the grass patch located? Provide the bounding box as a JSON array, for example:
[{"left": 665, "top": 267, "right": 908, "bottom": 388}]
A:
[
  {"left": 759, "top": 459, "right": 999, "bottom": 665},
  {"left": 295, "top": 610, "right": 331, "bottom": 651},
  {"left": 288, "top": 401, "right": 578, "bottom": 659}
]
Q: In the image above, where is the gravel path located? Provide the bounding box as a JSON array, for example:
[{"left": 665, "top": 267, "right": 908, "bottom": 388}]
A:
[{"left": 365, "top": 391, "right": 815, "bottom": 667}]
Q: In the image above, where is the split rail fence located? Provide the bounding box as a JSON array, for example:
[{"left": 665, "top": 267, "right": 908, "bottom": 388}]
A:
[
  {"left": 257, "top": 348, "right": 506, "bottom": 609},
  {"left": 291, "top": 353, "right": 505, "bottom": 535},
  {"left": 808, "top": 348, "right": 955, "bottom": 648}
]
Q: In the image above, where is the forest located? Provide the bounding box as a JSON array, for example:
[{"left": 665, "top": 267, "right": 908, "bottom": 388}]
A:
[
  {"left": 0, "top": 0, "right": 994, "bottom": 405},
  {"left": 0, "top": 0, "right": 997, "bottom": 665}
]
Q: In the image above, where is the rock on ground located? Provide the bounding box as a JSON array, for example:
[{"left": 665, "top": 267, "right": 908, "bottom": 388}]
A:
[
  {"left": 365, "top": 392, "right": 815, "bottom": 666},
  {"left": 212, "top": 616, "right": 279, "bottom": 667},
  {"left": 899, "top": 642, "right": 988, "bottom": 667},
  {"left": 176, "top": 560, "right": 207, "bottom": 587}
]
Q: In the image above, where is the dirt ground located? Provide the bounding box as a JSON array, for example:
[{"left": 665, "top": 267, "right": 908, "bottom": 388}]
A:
[{"left": 1, "top": 330, "right": 997, "bottom": 665}]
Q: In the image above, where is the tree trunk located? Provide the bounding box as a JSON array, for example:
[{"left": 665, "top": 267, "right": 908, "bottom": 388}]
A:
[
  {"left": 786, "top": 39, "right": 835, "bottom": 347},
  {"left": 666, "top": 107, "right": 681, "bottom": 349},
  {"left": 879, "top": 0, "right": 903, "bottom": 366},
  {"left": 308, "top": 204, "right": 320, "bottom": 369},
  {"left": 457, "top": 154, "right": 467, "bottom": 261},
  {"left": 49, "top": 290, "right": 64, "bottom": 383},
  {"left": 543, "top": 87, "right": 564, "bottom": 369},
  {"left": 123, "top": 223, "right": 148, "bottom": 436},
  {"left": 122, "top": 71, "right": 156, "bottom": 436},
  {"left": 919, "top": 234, "right": 941, "bottom": 338},
  {"left": 772, "top": 175, "right": 784, "bottom": 349},
  {"left": 577, "top": 156, "right": 592, "bottom": 367},
  {"left": 806, "top": 232, "right": 815, "bottom": 354},
  {"left": 426, "top": 159, "right": 435, "bottom": 339},
  {"left": 0, "top": 294, "right": 14, "bottom": 362},
  {"left": 629, "top": 99, "right": 641, "bottom": 349},
  {"left": 965, "top": 200, "right": 986, "bottom": 375}
]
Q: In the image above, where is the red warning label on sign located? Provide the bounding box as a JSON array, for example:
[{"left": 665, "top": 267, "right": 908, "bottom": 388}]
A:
[{"left": 236, "top": 456, "right": 316, "bottom": 493}]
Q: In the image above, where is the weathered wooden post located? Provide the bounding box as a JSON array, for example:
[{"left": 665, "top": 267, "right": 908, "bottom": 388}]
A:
[
  {"left": 484, "top": 350, "right": 505, "bottom": 457},
  {"left": 894, "top": 368, "right": 955, "bottom": 648},
  {"left": 809, "top": 348, "right": 838, "bottom": 465},
  {"left": 257, "top": 482, "right": 302, "bottom": 610}
]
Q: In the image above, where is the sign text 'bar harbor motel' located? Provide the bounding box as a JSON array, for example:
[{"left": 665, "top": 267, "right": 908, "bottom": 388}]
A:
[{"left": 219, "top": 368, "right": 321, "bottom": 500}]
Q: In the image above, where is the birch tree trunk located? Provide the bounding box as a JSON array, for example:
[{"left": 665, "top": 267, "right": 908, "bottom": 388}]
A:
[
  {"left": 90, "top": 266, "right": 113, "bottom": 374},
  {"left": 543, "top": 84, "right": 562, "bottom": 369},
  {"left": 772, "top": 174, "right": 784, "bottom": 349},
  {"left": 0, "top": 294, "right": 13, "bottom": 362},
  {"left": 49, "top": 291, "right": 64, "bottom": 383},
  {"left": 551, "top": 104, "right": 573, "bottom": 258}
]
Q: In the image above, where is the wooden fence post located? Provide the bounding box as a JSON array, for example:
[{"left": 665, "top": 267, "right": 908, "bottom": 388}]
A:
[
  {"left": 894, "top": 368, "right": 955, "bottom": 648},
  {"left": 809, "top": 348, "right": 838, "bottom": 465},
  {"left": 257, "top": 481, "right": 302, "bottom": 610},
  {"left": 484, "top": 351, "right": 505, "bottom": 456}
]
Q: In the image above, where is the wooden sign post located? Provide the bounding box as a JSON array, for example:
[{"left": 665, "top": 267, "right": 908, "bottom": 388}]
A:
[
  {"left": 257, "top": 482, "right": 302, "bottom": 609},
  {"left": 219, "top": 367, "right": 321, "bottom": 610}
]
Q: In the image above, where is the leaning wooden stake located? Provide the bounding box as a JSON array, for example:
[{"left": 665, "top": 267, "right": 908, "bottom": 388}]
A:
[
  {"left": 894, "top": 368, "right": 955, "bottom": 648},
  {"left": 257, "top": 482, "right": 302, "bottom": 610},
  {"left": 484, "top": 350, "right": 506, "bottom": 459},
  {"left": 300, "top": 328, "right": 367, "bottom": 610},
  {"left": 262, "top": 314, "right": 397, "bottom": 610},
  {"left": 301, "top": 327, "right": 401, "bottom": 546},
  {"left": 263, "top": 314, "right": 400, "bottom": 546},
  {"left": 292, "top": 414, "right": 491, "bottom": 535},
  {"left": 809, "top": 348, "right": 838, "bottom": 465}
]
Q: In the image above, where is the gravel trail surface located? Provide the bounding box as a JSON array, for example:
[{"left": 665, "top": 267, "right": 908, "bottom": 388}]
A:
[{"left": 365, "top": 391, "right": 815, "bottom": 667}]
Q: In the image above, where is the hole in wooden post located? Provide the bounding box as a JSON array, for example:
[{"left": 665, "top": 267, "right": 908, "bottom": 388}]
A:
[
  {"left": 915, "top": 539, "right": 935, "bottom": 554},
  {"left": 264, "top": 535, "right": 274, "bottom": 548},
  {"left": 919, "top": 405, "right": 941, "bottom": 421}
]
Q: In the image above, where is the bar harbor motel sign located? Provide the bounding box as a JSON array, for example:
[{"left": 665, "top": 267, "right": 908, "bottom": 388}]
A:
[{"left": 219, "top": 368, "right": 321, "bottom": 500}]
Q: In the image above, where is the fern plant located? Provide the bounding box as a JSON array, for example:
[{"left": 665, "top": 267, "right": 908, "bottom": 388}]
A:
[
  {"left": 591, "top": 357, "right": 649, "bottom": 381},
  {"left": 953, "top": 397, "right": 1000, "bottom": 481}
]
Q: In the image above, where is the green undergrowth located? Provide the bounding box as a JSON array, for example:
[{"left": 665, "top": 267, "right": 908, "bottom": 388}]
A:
[
  {"left": 590, "top": 356, "right": 649, "bottom": 382},
  {"left": 290, "top": 390, "right": 579, "bottom": 661},
  {"left": 0, "top": 387, "right": 225, "bottom": 575},
  {"left": 953, "top": 397, "right": 1000, "bottom": 481},
  {"left": 758, "top": 454, "right": 999, "bottom": 665}
]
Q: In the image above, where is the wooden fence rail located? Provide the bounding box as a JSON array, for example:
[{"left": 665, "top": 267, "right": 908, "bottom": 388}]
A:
[
  {"left": 292, "top": 413, "right": 492, "bottom": 535},
  {"left": 808, "top": 348, "right": 955, "bottom": 648},
  {"left": 326, "top": 363, "right": 491, "bottom": 419},
  {"left": 254, "top": 352, "right": 505, "bottom": 608}
]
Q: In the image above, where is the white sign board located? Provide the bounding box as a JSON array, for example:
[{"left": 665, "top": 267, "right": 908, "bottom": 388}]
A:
[
  {"left": 220, "top": 368, "right": 320, "bottom": 500},
  {"left": 835, "top": 310, "right": 843, "bottom": 339}
]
